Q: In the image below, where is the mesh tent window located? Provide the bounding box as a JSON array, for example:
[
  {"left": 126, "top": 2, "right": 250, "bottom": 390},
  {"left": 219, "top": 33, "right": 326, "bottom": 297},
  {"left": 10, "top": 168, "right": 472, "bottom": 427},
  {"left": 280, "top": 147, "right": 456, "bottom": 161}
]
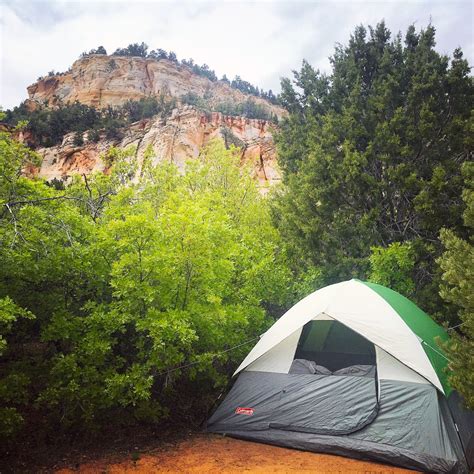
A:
[{"left": 294, "top": 320, "right": 376, "bottom": 372}]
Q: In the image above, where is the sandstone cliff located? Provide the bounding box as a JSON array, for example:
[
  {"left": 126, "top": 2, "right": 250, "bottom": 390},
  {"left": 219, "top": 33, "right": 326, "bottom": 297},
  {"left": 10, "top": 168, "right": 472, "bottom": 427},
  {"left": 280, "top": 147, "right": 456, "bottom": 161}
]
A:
[
  {"left": 27, "top": 55, "right": 285, "bottom": 118},
  {"left": 32, "top": 106, "right": 280, "bottom": 190},
  {"left": 23, "top": 55, "right": 284, "bottom": 187}
]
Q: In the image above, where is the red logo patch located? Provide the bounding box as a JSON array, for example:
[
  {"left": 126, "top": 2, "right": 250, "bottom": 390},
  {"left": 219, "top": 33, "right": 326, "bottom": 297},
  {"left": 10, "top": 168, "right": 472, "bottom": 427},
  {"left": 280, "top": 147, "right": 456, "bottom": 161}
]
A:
[{"left": 235, "top": 407, "right": 254, "bottom": 416}]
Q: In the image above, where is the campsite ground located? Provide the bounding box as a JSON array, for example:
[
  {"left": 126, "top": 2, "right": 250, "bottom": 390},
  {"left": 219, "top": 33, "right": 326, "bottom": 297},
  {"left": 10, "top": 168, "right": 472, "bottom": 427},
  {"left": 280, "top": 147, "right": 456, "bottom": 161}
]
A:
[{"left": 54, "top": 434, "right": 417, "bottom": 473}]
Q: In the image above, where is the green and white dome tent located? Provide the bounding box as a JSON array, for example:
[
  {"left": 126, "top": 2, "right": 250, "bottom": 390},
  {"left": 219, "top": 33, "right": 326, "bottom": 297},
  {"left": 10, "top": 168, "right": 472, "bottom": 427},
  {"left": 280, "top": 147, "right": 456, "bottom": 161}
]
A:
[
  {"left": 235, "top": 279, "right": 450, "bottom": 391},
  {"left": 207, "top": 279, "right": 473, "bottom": 473}
]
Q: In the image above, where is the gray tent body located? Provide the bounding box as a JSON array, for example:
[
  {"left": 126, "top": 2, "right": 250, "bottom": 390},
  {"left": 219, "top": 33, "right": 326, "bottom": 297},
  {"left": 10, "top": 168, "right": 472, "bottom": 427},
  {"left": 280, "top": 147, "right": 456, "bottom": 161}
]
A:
[
  {"left": 207, "top": 315, "right": 472, "bottom": 473},
  {"left": 448, "top": 392, "right": 474, "bottom": 469},
  {"left": 207, "top": 372, "right": 468, "bottom": 473}
]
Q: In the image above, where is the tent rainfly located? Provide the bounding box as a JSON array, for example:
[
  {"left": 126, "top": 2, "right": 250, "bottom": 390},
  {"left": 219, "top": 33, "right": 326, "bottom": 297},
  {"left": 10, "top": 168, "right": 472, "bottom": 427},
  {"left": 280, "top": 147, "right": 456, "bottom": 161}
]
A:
[{"left": 207, "top": 279, "right": 474, "bottom": 473}]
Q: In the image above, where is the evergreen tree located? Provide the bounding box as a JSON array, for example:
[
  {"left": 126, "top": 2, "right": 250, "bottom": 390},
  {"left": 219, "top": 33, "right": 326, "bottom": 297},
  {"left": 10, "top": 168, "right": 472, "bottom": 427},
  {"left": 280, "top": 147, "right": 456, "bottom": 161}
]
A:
[
  {"left": 113, "top": 42, "right": 148, "bottom": 57},
  {"left": 274, "top": 23, "right": 473, "bottom": 320},
  {"left": 86, "top": 46, "right": 107, "bottom": 55},
  {"left": 73, "top": 131, "right": 84, "bottom": 146},
  {"left": 148, "top": 48, "right": 168, "bottom": 60}
]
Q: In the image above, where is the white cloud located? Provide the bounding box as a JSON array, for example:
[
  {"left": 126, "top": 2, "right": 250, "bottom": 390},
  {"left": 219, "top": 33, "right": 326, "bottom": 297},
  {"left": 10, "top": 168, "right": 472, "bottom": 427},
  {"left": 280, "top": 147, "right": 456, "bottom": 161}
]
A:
[{"left": 1, "top": 0, "right": 472, "bottom": 109}]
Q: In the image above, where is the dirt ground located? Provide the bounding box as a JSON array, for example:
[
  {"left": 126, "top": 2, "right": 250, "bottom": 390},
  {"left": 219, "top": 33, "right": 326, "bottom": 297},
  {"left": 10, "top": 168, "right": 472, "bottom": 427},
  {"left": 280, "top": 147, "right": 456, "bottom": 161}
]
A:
[{"left": 56, "top": 433, "right": 417, "bottom": 473}]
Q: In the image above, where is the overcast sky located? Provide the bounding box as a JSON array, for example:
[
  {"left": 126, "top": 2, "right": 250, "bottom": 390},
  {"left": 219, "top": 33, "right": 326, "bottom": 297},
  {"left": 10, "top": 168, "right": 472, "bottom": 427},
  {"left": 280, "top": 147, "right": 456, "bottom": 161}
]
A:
[{"left": 1, "top": 0, "right": 472, "bottom": 109}]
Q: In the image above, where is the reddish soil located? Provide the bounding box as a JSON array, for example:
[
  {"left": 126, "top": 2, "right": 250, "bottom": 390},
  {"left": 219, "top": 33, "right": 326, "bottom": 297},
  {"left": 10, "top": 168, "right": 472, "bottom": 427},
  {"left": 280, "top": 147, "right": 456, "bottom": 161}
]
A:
[{"left": 56, "top": 433, "right": 417, "bottom": 473}]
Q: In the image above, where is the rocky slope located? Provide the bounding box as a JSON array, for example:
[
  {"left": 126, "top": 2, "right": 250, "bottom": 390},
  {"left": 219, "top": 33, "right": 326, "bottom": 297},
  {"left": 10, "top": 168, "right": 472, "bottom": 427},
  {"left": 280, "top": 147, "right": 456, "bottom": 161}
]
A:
[
  {"left": 23, "top": 55, "right": 284, "bottom": 187},
  {"left": 29, "top": 106, "right": 280, "bottom": 190},
  {"left": 27, "top": 55, "right": 285, "bottom": 118}
]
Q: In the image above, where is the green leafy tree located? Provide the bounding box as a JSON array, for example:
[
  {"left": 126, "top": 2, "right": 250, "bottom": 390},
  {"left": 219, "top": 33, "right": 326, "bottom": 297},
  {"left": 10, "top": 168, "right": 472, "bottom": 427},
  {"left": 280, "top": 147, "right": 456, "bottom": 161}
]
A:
[
  {"left": 0, "top": 123, "right": 102, "bottom": 442},
  {"left": 438, "top": 162, "right": 474, "bottom": 407},
  {"left": 0, "top": 297, "right": 34, "bottom": 437},
  {"left": 35, "top": 141, "right": 290, "bottom": 429},
  {"left": 0, "top": 128, "right": 290, "bottom": 445},
  {"left": 369, "top": 242, "right": 415, "bottom": 297}
]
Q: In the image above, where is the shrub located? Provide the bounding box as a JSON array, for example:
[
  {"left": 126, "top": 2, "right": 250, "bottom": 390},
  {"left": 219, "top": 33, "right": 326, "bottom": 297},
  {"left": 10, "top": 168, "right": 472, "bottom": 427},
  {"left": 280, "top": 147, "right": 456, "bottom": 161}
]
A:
[
  {"left": 73, "top": 131, "right": 84, "bottom": 146},
  {"left": 113, "top": 42, "right": 148, "bottom": 57},
  {"left": 88, "top": 128, "right": 101, "bottom": 143},
  {"left": 0, "top": 133, "right": 291, "bottom": 445}
]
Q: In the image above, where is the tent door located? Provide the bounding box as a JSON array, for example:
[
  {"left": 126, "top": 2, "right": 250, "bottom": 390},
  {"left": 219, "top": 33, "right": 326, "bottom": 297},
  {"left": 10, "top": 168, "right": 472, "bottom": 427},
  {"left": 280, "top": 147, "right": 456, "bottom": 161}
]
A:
[{"left": 269, "top": 373, "right": 379, "bottom": 435}]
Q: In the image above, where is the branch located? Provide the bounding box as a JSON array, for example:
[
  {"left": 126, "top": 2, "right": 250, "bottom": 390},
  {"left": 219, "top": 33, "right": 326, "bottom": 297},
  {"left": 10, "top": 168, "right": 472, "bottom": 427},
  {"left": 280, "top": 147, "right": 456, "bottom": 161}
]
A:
[
  {"left": 4, "top": 195, "right": 80, "bottom": 207},
  {"left": 82, "top": 173, "right": 93, "bottom": 199}
]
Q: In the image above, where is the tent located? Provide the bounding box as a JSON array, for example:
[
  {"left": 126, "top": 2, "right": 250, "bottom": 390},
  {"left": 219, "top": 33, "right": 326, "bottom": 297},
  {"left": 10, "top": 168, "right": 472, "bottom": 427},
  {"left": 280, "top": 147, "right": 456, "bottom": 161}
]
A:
[{"left": 207, "top": 279, "right": 473, "bottom": 473}]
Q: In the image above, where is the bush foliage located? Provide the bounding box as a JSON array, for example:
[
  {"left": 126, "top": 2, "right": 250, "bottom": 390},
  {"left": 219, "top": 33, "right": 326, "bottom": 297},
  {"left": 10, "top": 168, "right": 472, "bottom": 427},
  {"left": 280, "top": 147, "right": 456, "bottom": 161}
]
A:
[
  {"left": 4, "top": 95, "right": 176, "bottom": 147},
  {"left": 0, "top": 132, "right": 291, "bottom": 447},
  {"left": 438, "top": 162, "right": 474, "bottom": 408},
  {"left": 180, "top": 93, "right": 278, "bottom": 122}
]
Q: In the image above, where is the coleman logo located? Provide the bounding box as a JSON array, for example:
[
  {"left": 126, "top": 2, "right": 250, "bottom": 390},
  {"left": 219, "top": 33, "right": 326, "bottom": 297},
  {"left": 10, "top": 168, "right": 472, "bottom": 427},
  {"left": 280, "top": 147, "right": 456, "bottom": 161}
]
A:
[{"left": 235, "top": 407, "right": 254, "bottom": 416}]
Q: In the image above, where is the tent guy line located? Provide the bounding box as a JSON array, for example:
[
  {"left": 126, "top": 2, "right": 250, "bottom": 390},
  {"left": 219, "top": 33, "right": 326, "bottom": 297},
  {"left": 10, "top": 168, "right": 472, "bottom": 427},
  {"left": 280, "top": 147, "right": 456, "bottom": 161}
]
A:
[{"left": 154, "top": 336, "right": 260, "bottom": 378}]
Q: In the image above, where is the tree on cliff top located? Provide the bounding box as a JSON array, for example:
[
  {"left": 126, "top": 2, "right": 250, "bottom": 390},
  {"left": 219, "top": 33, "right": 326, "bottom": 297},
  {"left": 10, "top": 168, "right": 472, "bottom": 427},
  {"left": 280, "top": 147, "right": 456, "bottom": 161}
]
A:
[
  {"left": 80, "top": 46, "right": 107, "bottom": 58},
  {"left": 90, "top": 46, "right": 107, "bottom": 55},
  {"left": 113, "top": 42, "right": 148, "bottom": 57}
]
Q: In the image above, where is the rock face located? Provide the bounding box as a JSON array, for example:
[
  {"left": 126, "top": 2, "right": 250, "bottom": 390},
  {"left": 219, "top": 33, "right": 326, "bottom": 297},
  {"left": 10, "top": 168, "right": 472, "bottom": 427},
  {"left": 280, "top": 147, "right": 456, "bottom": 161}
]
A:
[
  {"left": 27, "top": 55, "right": 285, "bottom": 118},
  {"left": 24, "top": 55, "right": 284, "bottom": 188},
  {"left": 33, "top": 107, "right": 280, "bottom": 190}
]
